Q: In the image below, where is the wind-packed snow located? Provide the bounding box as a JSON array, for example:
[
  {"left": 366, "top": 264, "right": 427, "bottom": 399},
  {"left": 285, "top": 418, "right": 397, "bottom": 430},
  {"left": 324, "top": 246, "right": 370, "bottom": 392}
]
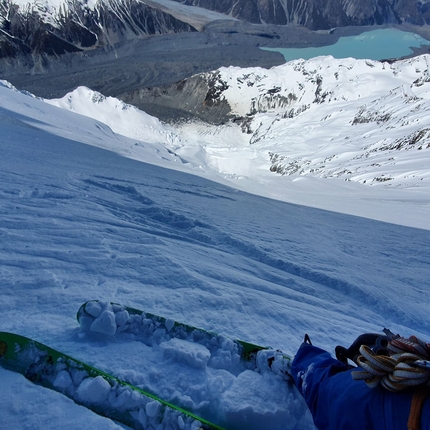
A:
[
  {"left": 0, "top": 55, "right": 430, "bottom": 429},
  {"left": 0, "top": 367, "right": 123, "bottom": 429}
]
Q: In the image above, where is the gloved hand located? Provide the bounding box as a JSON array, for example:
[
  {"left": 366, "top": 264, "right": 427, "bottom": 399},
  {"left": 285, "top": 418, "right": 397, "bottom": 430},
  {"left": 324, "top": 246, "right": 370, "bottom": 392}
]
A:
[{"left": 335, "top": 332, "right": 391, "bottom": 366}]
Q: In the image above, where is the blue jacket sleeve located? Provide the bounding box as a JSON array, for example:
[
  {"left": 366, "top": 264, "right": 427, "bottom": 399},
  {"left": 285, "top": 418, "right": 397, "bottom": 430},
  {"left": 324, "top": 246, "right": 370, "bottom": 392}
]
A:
[{"left": 290, "top": 342, "right": 429, "bottom": 430}]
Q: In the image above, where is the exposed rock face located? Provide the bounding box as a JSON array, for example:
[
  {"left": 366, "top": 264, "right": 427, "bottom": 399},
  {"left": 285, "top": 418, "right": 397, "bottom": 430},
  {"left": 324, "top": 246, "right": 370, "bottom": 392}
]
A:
[
  {"left": 120, "top": 65, "right": 301, "bottom": 124},
  {"left": 0, "top": 0, "right": 196, "bottom": 63},
  {"left": 173, "top": 0, "right": 430, "bottom": 29},
  {"left": 122, "top": 72, "right": 233, "bottom": 124}
]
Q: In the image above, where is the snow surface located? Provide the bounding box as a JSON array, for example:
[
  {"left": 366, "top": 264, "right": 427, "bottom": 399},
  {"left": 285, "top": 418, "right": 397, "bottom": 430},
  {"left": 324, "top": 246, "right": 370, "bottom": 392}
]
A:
[
  {"left": 0, "top": 367, "right": 124, "bottom": 429},
  {"left": 0, "top": 54, "right": 430, "bottom": 429}
]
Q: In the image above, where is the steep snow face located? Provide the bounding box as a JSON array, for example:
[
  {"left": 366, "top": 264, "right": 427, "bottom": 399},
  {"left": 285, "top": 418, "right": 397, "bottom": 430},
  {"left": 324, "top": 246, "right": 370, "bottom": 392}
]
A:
[
  {"left": 45, "top": 87, "right": 179, "bottom": 146},
  {"left": 216, "top": 56, "right": 430, "bottom": 117},
  {"left": 1, "top": 71, "right": 430, "bottom": 230}
]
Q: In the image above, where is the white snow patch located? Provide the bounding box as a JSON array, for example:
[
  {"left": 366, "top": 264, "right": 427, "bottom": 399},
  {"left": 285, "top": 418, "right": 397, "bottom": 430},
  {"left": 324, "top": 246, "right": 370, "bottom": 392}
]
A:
[
  {"left": 160, "top": 338, "right": 211, "bottom": 369},
  {"left": 90, "top": 310, "right": 117, "bottom": 335},
  {"left": 77, "top": 376, "right": 112, "bottom": 404},
  {"left": 53, "top": 370, "right": 73, "bottom": 389}
]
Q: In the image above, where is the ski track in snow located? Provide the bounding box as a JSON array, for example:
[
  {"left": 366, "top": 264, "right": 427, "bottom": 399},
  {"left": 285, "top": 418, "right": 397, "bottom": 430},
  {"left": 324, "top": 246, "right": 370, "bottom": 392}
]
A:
[{"left": 0, "top": 57, "right": 430, "bottom": 429}]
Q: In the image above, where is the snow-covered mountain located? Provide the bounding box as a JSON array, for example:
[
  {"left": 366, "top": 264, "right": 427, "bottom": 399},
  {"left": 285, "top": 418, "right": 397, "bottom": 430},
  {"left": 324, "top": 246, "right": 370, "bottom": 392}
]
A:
[{"left": 120, "top": 54, "right": 430, "bottom": 192}]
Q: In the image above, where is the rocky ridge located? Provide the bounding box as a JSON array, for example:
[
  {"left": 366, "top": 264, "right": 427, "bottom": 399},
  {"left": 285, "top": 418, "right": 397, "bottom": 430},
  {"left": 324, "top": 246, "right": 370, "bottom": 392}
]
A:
[
  {"left": 172, "top": 0, "right": 430, "bottom": 29},
  {"left": 0, "top": 0, "right": 196, "bottom": 65},
  {"left": 2, "top": 0, "right": 430, "bottom": 71}
]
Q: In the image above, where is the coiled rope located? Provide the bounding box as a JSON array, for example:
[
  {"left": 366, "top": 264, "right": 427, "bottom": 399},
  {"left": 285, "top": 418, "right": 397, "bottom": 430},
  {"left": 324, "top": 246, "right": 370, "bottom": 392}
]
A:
[{"left": 351, "top": 335, "right": 430, "bottom": 392}]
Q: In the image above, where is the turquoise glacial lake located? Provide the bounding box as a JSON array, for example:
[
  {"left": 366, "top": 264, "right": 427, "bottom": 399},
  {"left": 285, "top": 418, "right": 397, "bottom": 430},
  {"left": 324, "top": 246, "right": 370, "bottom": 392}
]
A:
[{"left": 262, "top": 28, "right": 430, "bottom": 62}]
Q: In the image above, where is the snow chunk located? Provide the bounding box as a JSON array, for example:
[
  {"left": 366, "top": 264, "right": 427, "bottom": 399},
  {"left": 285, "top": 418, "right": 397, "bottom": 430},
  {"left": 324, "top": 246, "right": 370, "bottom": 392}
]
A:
[
  {"left": 115, "top": 309, "right": 129, "bottom": 327},
  {"left": 301, "top": 363, "right": 315, "bottom": 397},
  {"left": 53, "top": 370, "right": 73, "bottom": 390},
  {"left": 90, "top": 310, "right": 117, "bottom": 336},
  {"left": 137, "top": 408, "right": 147, "bottom": 428},
  {"left": 178, "top": 415, "right": 185, "bottom": 429},
  {"left": 160, "top": 338, "right": 210, "bottom": 369},
  {"left": 146, "top": 400, "right": 161, "bottom": 418},
  {"left": 165, "top": 318, "right": 175, "bottom": 332},
  {"left": 77, "top": 376, "right": 111, "bottom": 404},
  {"left": 110, "top": 388, "right": 132, "bottom": 409},
  {"left": 78, "top": 314, "right": 94, "bottom": 332},
  {"left": 84, "top": 301, "right": 103, "bottom": 318}
]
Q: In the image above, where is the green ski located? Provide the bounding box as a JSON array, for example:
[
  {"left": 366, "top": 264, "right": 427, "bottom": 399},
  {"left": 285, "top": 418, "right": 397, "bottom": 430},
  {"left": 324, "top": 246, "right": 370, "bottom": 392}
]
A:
[
  {"left": 77, "top": 300, "right": 278, "bottom": 361},
  {"left": 77, "top": 300, "right": 291, "bottom": 376},
  {"left": 0, "top": 331, "right": 224, "bottom": 430}
]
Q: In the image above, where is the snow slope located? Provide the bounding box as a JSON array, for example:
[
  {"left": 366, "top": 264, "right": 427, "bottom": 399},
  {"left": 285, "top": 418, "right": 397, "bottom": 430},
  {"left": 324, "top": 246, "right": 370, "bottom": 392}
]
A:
[{"left": 1, "top": 66, "right": 430, "bottom": 429}]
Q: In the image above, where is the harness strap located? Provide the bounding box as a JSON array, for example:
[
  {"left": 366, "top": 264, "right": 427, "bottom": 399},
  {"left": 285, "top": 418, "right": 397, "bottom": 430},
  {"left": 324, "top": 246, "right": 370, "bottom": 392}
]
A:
[{"left": 408, "top": 386, "right": 429, "bottom": 430}]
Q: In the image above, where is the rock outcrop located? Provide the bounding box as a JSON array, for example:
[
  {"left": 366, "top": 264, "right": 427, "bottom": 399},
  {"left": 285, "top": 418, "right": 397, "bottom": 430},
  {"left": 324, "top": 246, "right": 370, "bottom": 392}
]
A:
[{"left": 122, "top": 72, "right": 233, "bottom": 124}]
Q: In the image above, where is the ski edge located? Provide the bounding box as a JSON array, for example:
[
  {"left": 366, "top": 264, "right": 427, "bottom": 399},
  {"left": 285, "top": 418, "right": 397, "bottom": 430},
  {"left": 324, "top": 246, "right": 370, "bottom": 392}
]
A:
[{"left": 0, "top": 331, "right": 225, "bottom": 430}]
